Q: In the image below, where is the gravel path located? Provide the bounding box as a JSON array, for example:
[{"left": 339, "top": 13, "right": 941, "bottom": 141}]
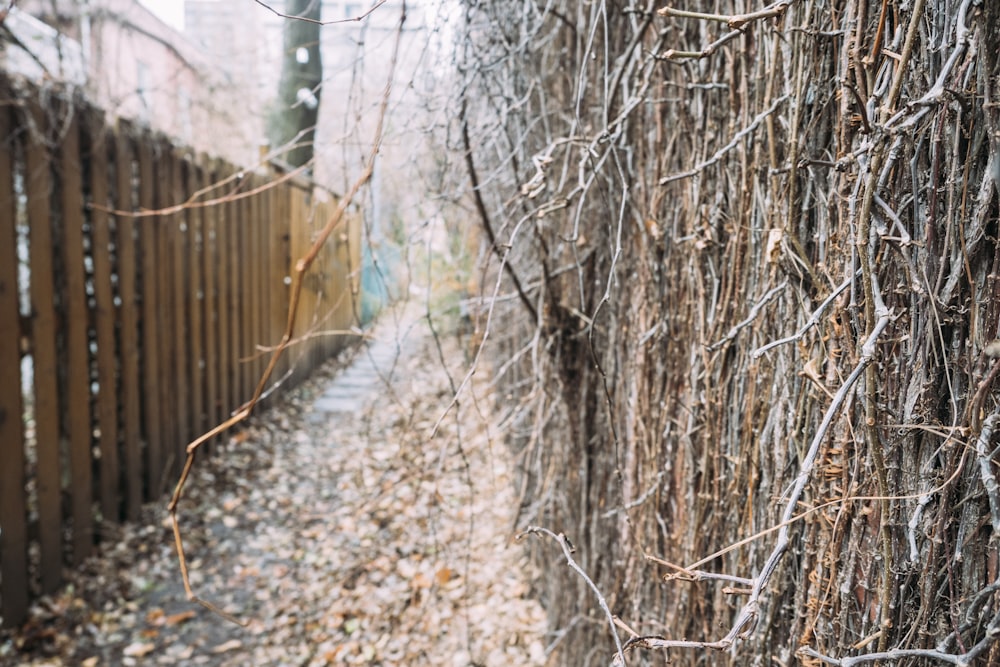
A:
[{"left": 3, "top": 307, "right": 546, "bottom": 666}]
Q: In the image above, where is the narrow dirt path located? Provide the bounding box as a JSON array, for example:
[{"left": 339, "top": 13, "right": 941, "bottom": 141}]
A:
[{"left": 4, "top": 307, "right": 546, "bottom": 666}]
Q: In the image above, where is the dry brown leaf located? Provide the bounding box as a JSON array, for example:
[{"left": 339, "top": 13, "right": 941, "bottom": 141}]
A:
[
  {"left": 122, "top": 641, "right": 156, "bottom": 657},
  {"left": 164, "top": 610, "right": 196, "bottom": 626},
  {"left": 210, "top": 639, "right": 242, "bottom": 654},
  {"left": 435, "top": 567, "right": 454, "bottom": 586},
  {"left": 412, "top": 572, "right": 432, "bottom": 589}
]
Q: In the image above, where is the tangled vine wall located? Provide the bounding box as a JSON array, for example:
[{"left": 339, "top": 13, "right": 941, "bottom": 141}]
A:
[{"left": 456, "top": 0, "right": 1000, "bottom": 665}]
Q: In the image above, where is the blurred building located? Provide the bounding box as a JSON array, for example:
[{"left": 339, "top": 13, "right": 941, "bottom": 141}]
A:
[{"left": 1, "top": 0, "right": 261, "bottom": 166}]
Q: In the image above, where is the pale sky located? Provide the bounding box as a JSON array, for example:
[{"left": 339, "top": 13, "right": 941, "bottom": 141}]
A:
[{"left": 140, "top": 0, "right": 186, "bottom": 32}]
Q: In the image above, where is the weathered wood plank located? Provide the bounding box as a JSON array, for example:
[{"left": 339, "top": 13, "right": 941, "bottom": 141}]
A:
[
  {"left": 249, "top": 184, "right": 264, "bottom": 397},
  {"left": 0, "top": 98, "right": 29, "bottom": 627},
  {"left": 88, "top": 116, "right": 120, "bottom": 525},
  {"left": 200, "top": 159, "right": 220, "bottom": 450},
  {"left": 24, "top": 102, "right": 62, "bottom": 593},
  {"left": 215, "top": 164, "right": 232, "bottom": 426},
  {"left": 155, "top": 143, "right": 176, "bottom": 487},
  {"left": 271, "top": 185, "right": 290, "bottom": 382},
  {"left": 114, "top": 127, "right": 142, "bottom": 519},
  {"left": 288, "top": 187, "right": 309, "bottom": 377},
  {"left": 137, "top": 139, "right": 162, "bottom": 500},
  {"left": 59, "top": 110, "right": 94, "bottom": 565},
  {"left": 240, "top": 193, "right": 253, "bottom": 401},
  {"left": 171, "top": 151, "right": 190, "bottom": 469},
  {"left": 227, "top": 186, "right": 242, "bottom": 410},
  {"left": 187, "top": 158, "right": 206, "bottom": 442}
]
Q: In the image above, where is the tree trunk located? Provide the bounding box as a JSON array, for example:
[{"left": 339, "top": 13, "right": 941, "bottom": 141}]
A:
[{"left": 270, "top": 0, "right": 322, "bottom": 169}]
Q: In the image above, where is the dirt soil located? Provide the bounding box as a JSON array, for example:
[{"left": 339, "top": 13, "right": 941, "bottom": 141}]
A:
[{"left": 1, "top": 308, "right": 547, "bottom": 666}]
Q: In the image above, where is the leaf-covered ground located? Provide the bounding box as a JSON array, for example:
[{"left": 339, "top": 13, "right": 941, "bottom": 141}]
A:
[{"left": 1, "top": 309, "right": 547, "bottom": 666}]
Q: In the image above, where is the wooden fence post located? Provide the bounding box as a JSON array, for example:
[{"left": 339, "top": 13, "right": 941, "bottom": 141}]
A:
[
  {"left": 227, "top": 180, "right": 242, "bottom": 411},
  {"left": 269, "top": 178, "right": 290, "bottom": 383},
  {"left": 24, "top": 101, "right": 63, "bottom": 595},
  {"left": 137, "top": 139, "right": 163, "bottom": 501},
  {"left": 187, "top": 158, "right": 207, "bottom": 445},
  {"left": 59, "top": 109, "right": 94, "bottom": 566},
  {"left": 215, "top": 162, "right": 232, "bottom": 426},
  {"left": 114, "top": 127, "right": 142, "bottom": 520},
  {"left": 89, "top": 113, "right": 121, "bottom": 526},
  {"left": 155, "top": 142, "right": 176, "bottom": 487},
  {"left": 240, "top": 191, "right": 253, "bottom": 402},
  {"left": 0, "top": 99, "right": 29, "bottom": 627},
  {"left": 170, "top": 149, "right": 190, "bottom": 473},
  {"left": 201, "top": 159, "right": 221, "bottom": 446},
  {"left": 248, "top": 181, "right": 263, "bottom": 395}
]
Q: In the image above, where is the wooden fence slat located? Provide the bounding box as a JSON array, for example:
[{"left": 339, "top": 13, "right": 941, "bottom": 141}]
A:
[
  {"left": 215, "top": 167, "right": 231, "bottom": 425},
  {"left": 60, "top": 111, "right": 94, "bottom": 565},
  {"left": 0, "top": 101, "right": 29, "bottom": 627},
  {"left": 137, "top": 140, "right": 162, "bottom": 500},
  {"left": 228, "top": 190, "right": 242, "bottom": 409},
  {"left": 171, "top": 152, "right": 190, "bottom": 467},
  {"left": 258, "top": 188, "right": 269, "bottom": 397},
  {"left": 240, "top": 194, "right": 253, "bottom": 401},
  {"left": 331, "top": 202, "right": 348, "bottom": 352},
  {"left": 201, "top": 160, "right": 220, "bottom": 447},
  {"left": 24, "top": 102, "right": 63, "bottom": 593},
  {"left": 348, "top": 210, "right": 361, "bottom": 329},
  {"left": 249, "top": 186, "right": 264, "bottom": 395},
  {"left": 114, "top": 128, "right": 142, "bottom": 520},
  {"left": 155, "top": 144, "right": 176, "bottom": 486},
  {"left": 188, "top": 160, "right": 206, "bottom": 441},
  {"left": 257, "top": 186, "right": 269, "bottom": 401},
  {"left": 266, "top": 186, "right": 283, "bottom": 383},
  {"left": 244, "top": 187, "right": 256, "bottom": 397},
  {"left": 288, "top": 188, "right": 308, "bottom": 377},
  {"left": 89, "top": 116, "right": 120, "bottom": 525}
]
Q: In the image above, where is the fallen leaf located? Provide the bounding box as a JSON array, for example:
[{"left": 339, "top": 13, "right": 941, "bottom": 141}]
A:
[
  {"left": 122, "top": 641, "right": 155, "bottom": 657},
  {"left": 164, "top": 610, "right": 197, "bottom": 626},
  {"left": 211, "top": 639, "right": 242, "bottom": 654}
]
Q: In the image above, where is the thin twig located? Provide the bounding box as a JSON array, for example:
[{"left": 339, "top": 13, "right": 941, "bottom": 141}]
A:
[
  {"left": 252, "top": 0, "right": 388, "bottom": 25},
  {"left": 519, "top": 526, "right": 627, "bottom": 666},
  {"left": 657, "top": 0, "right": 793, "bottom": 29},
  {"left": 975, "top": 411, "right": 1000, "bottom": 535},
  {"left": 752, "top": 272, "right": 856, "bottom": 358},
  {"left": 658, "top": 95, "right": 788, "bottom": 184},
  {"left": 707, "top": 282, "right": 786, "bottom": 351}
]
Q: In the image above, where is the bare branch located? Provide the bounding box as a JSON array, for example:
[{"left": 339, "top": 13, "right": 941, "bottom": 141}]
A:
[
  {"left": 658, "top": 95, "right": 788, "bottom": 184},
  {"left": 252, "top": 0, "right": 388, "bottom": 25},
  {"left": 519, "top": 526, "right": 626, "bottom": 666}
]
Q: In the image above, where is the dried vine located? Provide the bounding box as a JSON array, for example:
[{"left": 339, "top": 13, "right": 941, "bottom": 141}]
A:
[{"left": 456, "top": 0, "right": 1000, "bottom": 665}]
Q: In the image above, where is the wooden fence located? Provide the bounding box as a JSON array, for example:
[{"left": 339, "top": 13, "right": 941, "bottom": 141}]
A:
[{"left": 0, "top": 75, "right": 362, "bottom": 627}]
